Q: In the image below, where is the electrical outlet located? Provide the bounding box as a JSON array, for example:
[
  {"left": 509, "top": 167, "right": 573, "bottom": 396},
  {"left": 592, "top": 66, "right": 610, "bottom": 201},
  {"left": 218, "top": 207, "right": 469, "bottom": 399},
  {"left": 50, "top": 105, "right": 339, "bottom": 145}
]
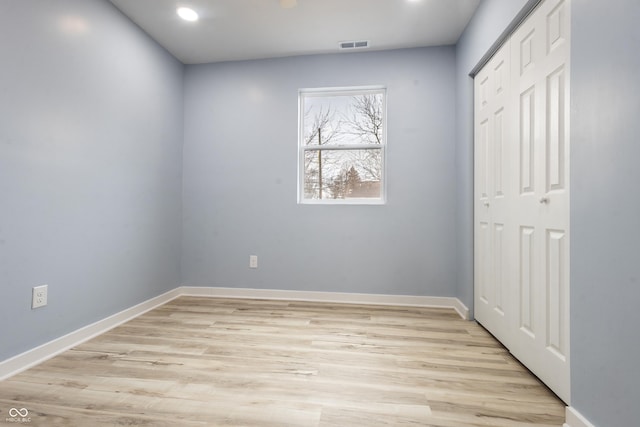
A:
[
  {"left": 249, "top": 255, "right": 258, "bottom": 269},
  {"left": 32, "top": 285, "right": 48, "bottom": 309}
]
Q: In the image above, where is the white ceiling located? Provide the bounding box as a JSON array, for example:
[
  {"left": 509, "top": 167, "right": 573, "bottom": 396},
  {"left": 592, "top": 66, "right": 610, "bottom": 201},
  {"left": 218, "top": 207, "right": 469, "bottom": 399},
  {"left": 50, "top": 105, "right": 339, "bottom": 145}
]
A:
[{"left": 109, "top": 0, "right": 481, "bottom": 65}]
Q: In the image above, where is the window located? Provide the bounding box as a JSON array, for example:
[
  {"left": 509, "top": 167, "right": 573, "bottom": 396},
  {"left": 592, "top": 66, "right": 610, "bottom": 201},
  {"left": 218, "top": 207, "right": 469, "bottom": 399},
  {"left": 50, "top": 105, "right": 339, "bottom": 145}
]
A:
[{"left": 298, "top": 86, "right": 386, "bottom": 204}]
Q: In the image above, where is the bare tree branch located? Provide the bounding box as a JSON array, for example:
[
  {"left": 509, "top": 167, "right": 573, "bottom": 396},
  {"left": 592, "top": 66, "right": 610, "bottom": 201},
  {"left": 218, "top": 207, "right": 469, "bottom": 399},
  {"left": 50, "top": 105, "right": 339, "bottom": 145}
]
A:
[
  {"left": 343, "top": 94, "right": 383, "bottom": 145},
  {"left": 304, "top": 106, "right": 341, "bottom": 145}
]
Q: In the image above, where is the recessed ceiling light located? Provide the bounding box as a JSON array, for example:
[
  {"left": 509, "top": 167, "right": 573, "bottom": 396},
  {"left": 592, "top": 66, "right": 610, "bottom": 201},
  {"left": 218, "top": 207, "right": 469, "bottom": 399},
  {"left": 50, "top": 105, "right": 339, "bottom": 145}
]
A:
[
  {"left": 177, "top": 7, "right": 199, "bottom": 22},
  {"left": 279, "top": 0, "right": 297, "bottom": 8}
]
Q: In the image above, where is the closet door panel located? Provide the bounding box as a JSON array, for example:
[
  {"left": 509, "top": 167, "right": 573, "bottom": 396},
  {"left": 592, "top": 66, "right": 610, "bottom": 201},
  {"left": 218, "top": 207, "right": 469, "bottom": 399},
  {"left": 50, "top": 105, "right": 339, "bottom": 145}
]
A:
[
  {"left": 474, "top": 41, "right": 511, "bottom": 345},
  {"left": 510, "top": 0, "right": 571, "bottom": 403}
]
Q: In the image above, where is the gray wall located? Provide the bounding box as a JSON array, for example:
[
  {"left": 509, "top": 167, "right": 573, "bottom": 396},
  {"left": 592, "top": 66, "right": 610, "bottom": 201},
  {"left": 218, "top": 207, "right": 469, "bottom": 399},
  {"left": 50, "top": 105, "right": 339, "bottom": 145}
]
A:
[
  {"left": 0, "top": 0, "right": 184, "bottom": 361},
  {"left": 571, "top": 1, "right": 640, "bottom": 425},
  {"left": 454, "top": 0, "right": 529, "bottom": 313},
  {"left": 182, "top": 48, "right": 458, "bottom": 297}
]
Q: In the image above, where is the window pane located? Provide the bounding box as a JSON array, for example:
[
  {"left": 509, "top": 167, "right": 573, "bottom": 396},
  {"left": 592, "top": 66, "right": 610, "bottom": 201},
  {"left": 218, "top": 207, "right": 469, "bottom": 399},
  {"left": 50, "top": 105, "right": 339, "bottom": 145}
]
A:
[
  {"left": 303, "top": 93, "right": 384, "bottom": 146},
  {"left": 303, "top": 149, "right": 382, "bottom": 199}
]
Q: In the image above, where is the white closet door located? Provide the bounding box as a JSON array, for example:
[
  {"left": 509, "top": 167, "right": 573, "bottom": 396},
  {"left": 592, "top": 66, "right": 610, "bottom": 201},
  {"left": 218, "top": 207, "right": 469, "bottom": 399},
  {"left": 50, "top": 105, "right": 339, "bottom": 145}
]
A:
[
  {"left": 473, "top": 41, "right": 512, "bottom": 346},
  {"left": 474, "top": 0, "right": 570, "bottom": 403},
  {"left": 509, "top": 0, "right": 570, "bottom": 402}
]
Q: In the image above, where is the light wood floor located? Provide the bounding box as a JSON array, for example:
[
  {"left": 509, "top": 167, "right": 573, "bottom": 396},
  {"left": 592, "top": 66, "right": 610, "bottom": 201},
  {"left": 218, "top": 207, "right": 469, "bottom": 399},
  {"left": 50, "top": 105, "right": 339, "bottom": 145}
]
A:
[{"left": 0, "top": 297, "right": 565, "bottom": 426}]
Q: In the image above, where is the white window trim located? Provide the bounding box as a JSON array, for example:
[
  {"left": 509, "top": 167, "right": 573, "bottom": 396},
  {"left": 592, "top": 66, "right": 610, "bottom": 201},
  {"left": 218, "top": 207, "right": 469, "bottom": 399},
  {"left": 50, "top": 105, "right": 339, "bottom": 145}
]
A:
[{"left": 297, "top": 85, "right": 387, "bottom": 205}]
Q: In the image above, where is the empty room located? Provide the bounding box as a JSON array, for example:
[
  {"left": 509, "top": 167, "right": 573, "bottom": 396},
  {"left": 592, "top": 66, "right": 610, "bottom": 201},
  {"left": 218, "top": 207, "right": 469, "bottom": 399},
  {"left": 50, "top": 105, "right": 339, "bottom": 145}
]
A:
[{"left": 0, "top": 0, "right": 638, "bottom": 426}]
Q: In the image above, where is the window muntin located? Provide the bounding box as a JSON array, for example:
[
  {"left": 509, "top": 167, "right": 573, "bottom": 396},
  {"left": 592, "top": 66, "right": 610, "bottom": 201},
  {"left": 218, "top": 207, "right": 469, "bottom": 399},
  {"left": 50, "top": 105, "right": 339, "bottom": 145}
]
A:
[{"left": 298, "top": 87, "right": 386, "bottom": 204}]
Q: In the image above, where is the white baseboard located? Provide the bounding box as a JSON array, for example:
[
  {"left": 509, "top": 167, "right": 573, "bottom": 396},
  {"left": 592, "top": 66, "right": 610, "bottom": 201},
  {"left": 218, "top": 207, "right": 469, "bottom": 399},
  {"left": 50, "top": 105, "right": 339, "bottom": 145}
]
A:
[
  {"left": 180, "top": 286, "right": 469, "bottom": 320},
  {"left": 0, "top": 286, "right": 468, "bottom": 382},
  {"left": 564, "top": 406, "right": 596, "bottom": 427},
  {"left": 0, "top": 288, "right": 181, "bottom": 382}
]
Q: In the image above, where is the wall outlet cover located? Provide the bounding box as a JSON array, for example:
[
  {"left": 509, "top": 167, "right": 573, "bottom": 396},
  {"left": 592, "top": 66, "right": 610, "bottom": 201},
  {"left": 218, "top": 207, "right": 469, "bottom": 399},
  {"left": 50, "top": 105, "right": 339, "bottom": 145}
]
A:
[{"left": 32, "top": 285, "right": 48, "bottom": 309}]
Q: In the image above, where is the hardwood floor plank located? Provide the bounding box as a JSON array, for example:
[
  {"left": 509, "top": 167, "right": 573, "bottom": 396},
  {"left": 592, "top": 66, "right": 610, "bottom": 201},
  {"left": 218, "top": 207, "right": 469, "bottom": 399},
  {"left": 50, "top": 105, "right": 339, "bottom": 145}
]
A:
[{"left": 0, "top": 297, "right": 565, "bottom": 426}]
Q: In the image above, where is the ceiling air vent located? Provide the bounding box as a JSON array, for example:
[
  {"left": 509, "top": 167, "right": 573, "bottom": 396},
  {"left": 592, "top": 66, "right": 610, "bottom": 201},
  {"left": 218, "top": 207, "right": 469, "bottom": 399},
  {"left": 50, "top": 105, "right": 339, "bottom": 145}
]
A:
[{"left": 339, "top": 40, "right": 369, "bottom": 50}]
